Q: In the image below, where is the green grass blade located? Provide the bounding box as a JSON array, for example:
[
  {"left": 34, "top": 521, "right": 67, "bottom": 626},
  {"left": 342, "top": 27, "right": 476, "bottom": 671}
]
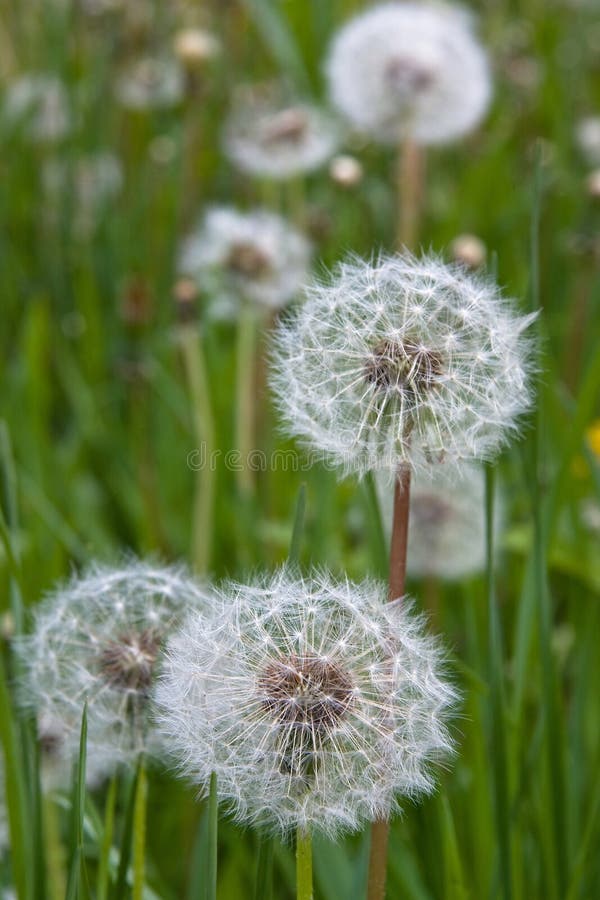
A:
[
  {"left": 288, "top": 482, "right": 307, "bottom": 566},
  {"left": 253, "top": 833, "right": 274, "bottom": 900},
  {"left": 114, "top": 762, "right": 140, "bottom": 900},
  {"left": 97, "top": 776, "right": 117, "bottom": 900},
  {"left": 242, "top": 0, "right": 310, "bottom": 92},
  {"left": 485, "top": 466, "right": 513, "bottom": 900},
  {"left": 0, "top": 652, "right": 31, "bottom": 900},
  {"left": 66, "top": 704, "right": 89, "bottom": 900}
]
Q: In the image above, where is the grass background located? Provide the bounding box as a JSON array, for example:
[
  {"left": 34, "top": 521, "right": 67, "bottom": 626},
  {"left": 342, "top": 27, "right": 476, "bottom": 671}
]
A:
[{"left": 1, "top": 0, "right": 600, "bottom": 897}]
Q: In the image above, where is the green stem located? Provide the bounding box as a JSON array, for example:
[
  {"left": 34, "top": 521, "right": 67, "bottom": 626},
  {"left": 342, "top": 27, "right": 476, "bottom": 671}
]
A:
[
  {"left": 485, "top": 467, "right": 513, "bottom": 900},
  {"left": 96, "top": 775, "right": 117, "bottom": 900},
  {"left": 132, "top": 756, "right": 148, "bottom": 900},
  {"left": 178, "top": 324, "right": 216, "bottom": 574},
  {"left": 235, "top": 305, "right": 258, "bottom": 498},
  {"left": 296, "top": 827, "right": 313, "bottom": 900},
  {"left": 207, "top": 772, "right": 218, "bottom": 900}
]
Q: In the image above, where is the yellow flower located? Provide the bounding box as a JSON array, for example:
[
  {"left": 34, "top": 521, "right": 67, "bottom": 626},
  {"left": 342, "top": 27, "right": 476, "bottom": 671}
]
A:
[{"left": 586, "top": 420, "right": 600, "bottom": 456}]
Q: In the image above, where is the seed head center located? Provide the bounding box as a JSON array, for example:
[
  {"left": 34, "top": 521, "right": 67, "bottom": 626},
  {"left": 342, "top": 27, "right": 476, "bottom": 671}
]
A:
[
  {"left": 262, "top": 107, "right": 308, "bottom": 146},
  {"left": 365, "top": 338, "right": 443, "bottom": 398},
  {"left": 98, "top": 628, "right": 161, "bottom": 691},
  {"left": 385, "top": 57, "right": 435, "bottom": 97},
  {"left": 258, "top": 654, "right": 354, "bottom": 731},
  {"left": 227, "top": 242, "right": 272, "bottom": 279}
]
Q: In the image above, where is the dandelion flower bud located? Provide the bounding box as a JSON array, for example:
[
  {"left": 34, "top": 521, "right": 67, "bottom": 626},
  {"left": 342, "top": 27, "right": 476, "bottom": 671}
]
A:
[
  {"left": 224, "top": 84, "right": 340, "bottom": 180},
  {"left": 115, "top": 57, "right": 184, "bottom": 111},
  {"left": 329, "top": 153, "right": 364, "bottom": 188},
  {"left": 4, "top": 74, "right": 70, "bottom": 142},
  {"left": 15, "top": 562, "right": 207, "bottom": 772},
  {"left": 156, "top": 569, "right": 456, "bottom": 837},
  {"left": 378, "top": 464, "right": 502, "bottom": 579},
  {"left": 173, "top": 28, "right": 221, "bottom": 69},
  {"left": 270, "top": 252, "right": 537, "bottom": 478},
  {"left": 450, "top": 234, "right": 486, "bottom": 269},
  {"left": 178, "top": 206, "right": 311, "bottom": 311},
  {"left": 326, "top": 2, "right": 491, "bottom": 145}
]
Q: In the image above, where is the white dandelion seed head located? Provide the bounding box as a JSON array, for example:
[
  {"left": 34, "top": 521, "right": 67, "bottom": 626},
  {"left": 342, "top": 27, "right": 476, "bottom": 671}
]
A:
[
  {"left": 115, "top": 57, "right": 184, "bottom": 111},
  {"left": 15, "top": 561, "right": 208, "bottom": 774},
  {"left": 325, "top": 2, "right": 491, "bottom": 146},
  {"left": 270, "top": 252, "right": 537, "bottom": 478},
  {"left": 42, "top": 151, "right": 123, "bottom": 237},
  {"left": 4, "top": 74, "right": 70, "bottom": 142},
  {"left": 224, "top": 84, "right": 340, "bottom": 180},
  {"left": 179, "top": 206, "right": 311, "bottom": 311},
  {"left": 378, "top": 464, "right": 503, "bottom": 579},
  {"left": 155, "top": 568, "right": 457, "bottom": 838}
]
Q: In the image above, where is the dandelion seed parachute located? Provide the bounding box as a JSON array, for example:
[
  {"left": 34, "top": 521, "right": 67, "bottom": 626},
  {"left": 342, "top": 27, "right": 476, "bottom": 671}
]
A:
[
  {"left": 270, "top": 252, "right": 537, "bottom": 478},
  {"left": 179, "top": 206, "right": 311, "bottom": 313},
  {"left": 224, "top": 85, "right": 340, "bottom": 180},
  {"left": 378, "top": 464, "right": 502, "bottom": 579},
  {"left": 325, "top": 2, "right": 491, "bottom": 146},
  {"left": 156, "top": 568, "right": 456, "bottom": 838},
  {"left": 15, "top": 561, "right": 207, "bottom": 773}
]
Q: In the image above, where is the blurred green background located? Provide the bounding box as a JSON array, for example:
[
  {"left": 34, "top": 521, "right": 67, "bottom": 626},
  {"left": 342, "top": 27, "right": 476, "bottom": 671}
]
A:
[{"left": 1, "top": 0, "right": 600, "bottom": 898}]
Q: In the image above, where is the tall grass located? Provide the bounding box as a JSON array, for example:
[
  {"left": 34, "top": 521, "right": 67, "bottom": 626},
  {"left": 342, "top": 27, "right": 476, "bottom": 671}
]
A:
[{"left": 1, "top": 0, "right": 600, "bottom": 897}]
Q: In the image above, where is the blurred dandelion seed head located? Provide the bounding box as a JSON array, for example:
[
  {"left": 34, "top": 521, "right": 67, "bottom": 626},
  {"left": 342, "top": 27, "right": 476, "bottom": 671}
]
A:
[
  {"left": 326, "top": 2, "right": 491, "bottom": 145},
  {"left": 156, "top": 569, "right": 457, "bottom": 837},
  {"left": 178, "top": 206, "right": 311, "bottom": 312},
  {"left": 16, "top": 561, "right": 207, "bottom": 771},
  {"left": 378, "top": 464, "right": 503, "bottom": 579},
  {"left": 115, "top": 57, "right": 184, "bottom": 110},
  {"left": 4, "top": 74, "right": 70, "bottom": 142},
  {"left": 270, "top": 252, "right": 537, "bottom": 478},
  {"left": 224, "top": 84, "right": 340, "bottom": 179}
]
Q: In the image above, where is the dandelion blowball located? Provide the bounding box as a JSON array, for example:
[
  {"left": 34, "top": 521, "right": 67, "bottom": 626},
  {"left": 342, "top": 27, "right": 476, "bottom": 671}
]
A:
[
  {"left": 156, "top": 569, "right": 456, "bottom": 837},
  {"left": 224, "top": 85, "right": 340, "bottom": 180},
  {"left": 16, "top": 562, "right": 207, "bottom": 772},
  {"left": 179, "top": 206, "right": 311, "bottom": 311},
  {"left": 271, "top": 253, "right": 536, "bottom": 478},
  {"left": 326, "top": 2, "right": 491, "bottom": 145},
  {"left": 378, "top": 464, "right": 502, "bottom": 579}
]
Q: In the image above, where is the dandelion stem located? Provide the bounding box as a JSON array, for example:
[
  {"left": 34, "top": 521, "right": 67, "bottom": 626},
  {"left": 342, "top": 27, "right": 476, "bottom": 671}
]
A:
[
  {"left": 367, "top": 463, "right": 411, "bottom": 900},
  {"left": 296, "top": 827, "right": 313, "bottom": 900},
  {"left": 132, "top": 755, "right": 148, "bottom": 900},
  {"left": 388, "top": 463, "right": 411, "bottom": 602},
  {"left": 397, "top": 136, "right": 425, "bottom": 251},
  {"left": 178, "top": 322, "right": 216, "bottom": 574},
  {"left": 207, "top": 772, "right": 218, "bottom": 900},
  {"left": 236, "top": 304, "right": 258, "bottom": 497}
]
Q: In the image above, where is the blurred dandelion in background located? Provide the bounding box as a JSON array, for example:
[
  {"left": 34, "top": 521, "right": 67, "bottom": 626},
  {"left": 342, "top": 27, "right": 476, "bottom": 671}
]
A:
[
  {"left": 224, "top": 83, "right": 340, "bottom": 180},
  {"left": 156, "top": 568, "right": 456, "bottom": 837},
  {"left": 377, "top": 464, "right": 503, "bottom": 580},
  {"left": 325, "top": 2, "right": 491, "bottom": 146},
  {"left": 4, "top": 74, "right": 71, "bottom": 142},
  {"left": 115, "top": 57, "right": 184, "bottom": 111},
  {"left": 15, "top": 562, "right": 207, "bottom": 772},
  {"left": 42, "top": 151, "right": 123, "bottom": 237},
  {"left": 179, "top": 206, "right": 311, "bottom": 314}
]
